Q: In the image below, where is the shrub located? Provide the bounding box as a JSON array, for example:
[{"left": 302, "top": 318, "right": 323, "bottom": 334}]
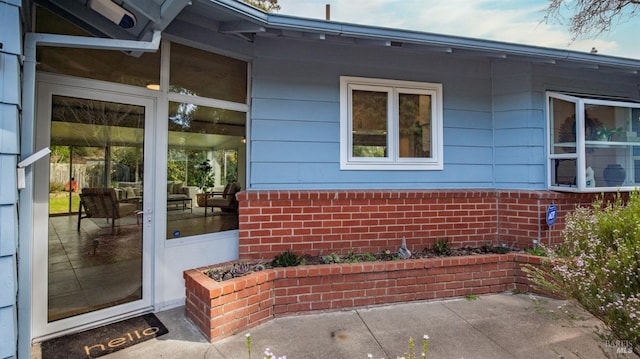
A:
[
  {"left": 271, "top": 250, "right": 304, "bottom": 267},
  {"left": 49, "top": 181, "right": 65, "bottom": 193},
  {"left": 524, "top": 193, "right": 640, "bottom": 354}
]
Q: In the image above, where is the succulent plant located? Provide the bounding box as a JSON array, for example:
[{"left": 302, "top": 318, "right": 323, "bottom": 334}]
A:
[
  {"left": 231, "top": 262, "right": 251, "bottom": 277},
  {"left": 206, "top": 269, "right": 222, "bottom": 281},
  {"left": 253, "top": 263, "right": 266, "bottom": 271},
  {"left": 322, "top": 253, "right": 341, "bottom": 264}
]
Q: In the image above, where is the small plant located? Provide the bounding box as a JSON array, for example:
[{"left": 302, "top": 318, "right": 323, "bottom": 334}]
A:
[
  {"left": 396, "top": 334, "right": 429, "bottom": 359},
  {"left": 492, "top": 245, "right": 510, "bottom": 254},
  {"left": 360, "top": 252, "right": 377, "bottom": 262},
  {"left": 246, "top": 333, "right": 252, "bottom": 359},
  {"left": 523, "top": 246, "right": 546, "bottom": 256},
  {"left": 432, "top": 239, "right": 451, "bottom": 256},
  {"left": 343, "top": 250, "right": 361, "bottom": 263},
  {"left": 465, "top": 294, "right": 480, "bottom": 301},
  {"left": 321, "top": 253, "right": 341, "bottom": 264},
  {"left": 380, "top": 249, "right": 397, "bottom": 261},
  {"left": 247, "top": 332, "right": 429, "bottom": 359},
  {"left": 512, "top": 288, "right": 528, "bottom": 295},
  {"left": 595, "top": 125, "right": 625, "bottom": 141},
  {"left": 271, "top": 250, "right": 303, "bottom": 267},
  {"left": 231, "top": 262, "right": 251, "bottom": 277}
]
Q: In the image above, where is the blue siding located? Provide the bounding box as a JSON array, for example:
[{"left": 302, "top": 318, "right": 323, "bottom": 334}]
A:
[
  {"left": 0, "top": 2, "right": 21, "bottom": 358},
  {"left": 246, "top": 35, "right": 640, "bottom": 191},
  {"left": 250, "top": 37, "right": 495, "bottom": 189}
]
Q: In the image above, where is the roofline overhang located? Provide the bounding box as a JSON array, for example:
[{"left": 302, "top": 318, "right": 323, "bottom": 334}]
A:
[{"left": 206, "top": 0, "right": 640, "bottom": 72}]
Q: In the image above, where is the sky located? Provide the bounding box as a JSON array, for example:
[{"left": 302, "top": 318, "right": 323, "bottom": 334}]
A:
[{"left": 276, "top": 0, "right": 640, "bottom": 60}]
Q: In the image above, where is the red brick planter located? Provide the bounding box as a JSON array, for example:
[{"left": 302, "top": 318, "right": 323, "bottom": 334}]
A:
[{"left": 184, "top": 253, "right": 543, "bottom": 342}]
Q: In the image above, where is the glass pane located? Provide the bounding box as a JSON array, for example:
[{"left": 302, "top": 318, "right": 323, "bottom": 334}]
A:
[
  {"left": 170, "top": 42, "right": 247, "bottom": 102},
  {"left": 551, "top": 158, "right": 576, "bottom": 187},
  {"left": 586, "top": 147, "right": 632, "bottom": 187},
  {"left": 585, "top": 105, "right": 629, "bottom": 141},
  {"left": 166, "top": 102, "right": 245, "bottom": 239},
  {"left": 48, "top": 96, "right": 144, "bottom": 322},
  {"left": 584, "top": 105, "right": 639, "bottom": 188},
  {"left": 550, "top": 97, "right": 577, "bottom": 154},
  {"left": 352, "top": 90, "right": 388, "bottom": 158},
  {"left": 399, "top": 93, "right": 431, "bottom": 158},
  {"left": 35, "top": 7, "right": 160, "bottom": 89}
]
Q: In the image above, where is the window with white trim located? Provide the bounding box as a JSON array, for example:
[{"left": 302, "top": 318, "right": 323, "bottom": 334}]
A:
[
  {"left": 548, "top": 92, "right": 640, "bottom": 192},
  {"left": 340, "top": 76, "right": 443, "bottom": 170}
]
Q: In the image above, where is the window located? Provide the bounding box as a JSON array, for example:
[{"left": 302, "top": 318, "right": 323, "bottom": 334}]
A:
[
  {"left": 165, "top": 42, "right": 247, "bottom": 239},
  {"left": 548, "top": 92, "right": 640, "bottom": 192},
  {"left": 340, "top": 77, "right": 443, "bottom": 170}
]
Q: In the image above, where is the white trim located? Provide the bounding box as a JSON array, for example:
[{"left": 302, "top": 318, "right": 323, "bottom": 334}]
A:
[
  {"left": 32, "top": 80, "right": 156, "bottom": 340},
  {"left": 27, "top": 31, "right": 161, "bottom": 52},
  {"left": 340, "top": 76, "right": 443, "bottom": 170},
  {"left": 547, "top": 91, "right": 640, "bottom": 192}
]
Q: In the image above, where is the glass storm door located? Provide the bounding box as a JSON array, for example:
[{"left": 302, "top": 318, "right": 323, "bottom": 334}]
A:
[{"left": 33, "top": 79, "right": 154, "bottom": 338}]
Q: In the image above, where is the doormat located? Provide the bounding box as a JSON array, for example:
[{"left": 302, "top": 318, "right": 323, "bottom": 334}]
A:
[{"left": 41, "top": 313, "right": 169, "bottom": 359}]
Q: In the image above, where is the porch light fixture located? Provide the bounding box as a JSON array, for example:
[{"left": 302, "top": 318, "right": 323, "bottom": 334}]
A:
[
  {"left": 89, "top": 0, "right": 137, "bottom": 29},
  {"left": 145, "top": 83, "right": 160, "bottom": 90},
  {"left": 240, "top": 137, "right": 247, "bottom": 144}
]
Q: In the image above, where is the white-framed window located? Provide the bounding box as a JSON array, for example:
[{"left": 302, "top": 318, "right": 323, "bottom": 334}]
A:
[
  {"left": 340, "top": 76, "right": 443, "bottom": 170},
  {"left": 547, "top": 91, "right": 640, "bottom": 192}
]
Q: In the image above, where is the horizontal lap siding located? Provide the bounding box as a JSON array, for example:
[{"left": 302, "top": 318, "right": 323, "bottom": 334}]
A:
[
  {"left": 250, "top": 37, "right": 494, "bottom": 190},
  {"left": 0, "top": 2, "right": 21, "bottom": 358}
]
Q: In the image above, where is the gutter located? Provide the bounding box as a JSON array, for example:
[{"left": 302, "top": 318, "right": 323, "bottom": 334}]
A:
[{"left": 209, "top": 0, "right": 640, "bottom": 71}]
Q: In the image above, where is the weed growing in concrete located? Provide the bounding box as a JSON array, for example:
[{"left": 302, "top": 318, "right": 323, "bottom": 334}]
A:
[{"left": 246, "top": 332, "right": 429, "bottom": 359}]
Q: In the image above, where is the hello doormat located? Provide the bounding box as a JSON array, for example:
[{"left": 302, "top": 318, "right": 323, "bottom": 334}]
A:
[{"left": 41, "top": 313, "right": 169, "bottom": 358}]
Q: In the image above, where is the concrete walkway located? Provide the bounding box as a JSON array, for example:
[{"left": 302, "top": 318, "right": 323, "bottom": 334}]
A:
[{"left": 103, "top": 293, "right": 637, "bottom": 359}]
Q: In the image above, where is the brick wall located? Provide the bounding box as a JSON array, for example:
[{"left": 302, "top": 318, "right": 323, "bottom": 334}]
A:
[
  {"left": 184, "top": 253, "right": 545, "bottom": 343},
  {"left": 237, "top": 190, "right": 603, "bottom": 261},
  {"left": 184, "top": 261, "right": 275, "bottom": 340}
]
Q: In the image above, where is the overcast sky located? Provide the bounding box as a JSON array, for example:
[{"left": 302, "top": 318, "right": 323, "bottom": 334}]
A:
[{"left": 276, "top": 0, "right": 640, "bottom": 60}]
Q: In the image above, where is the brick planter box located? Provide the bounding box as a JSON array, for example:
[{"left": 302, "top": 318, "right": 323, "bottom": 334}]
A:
[{"left": 184, "top": 253, "right": 544, "bottom": 343}]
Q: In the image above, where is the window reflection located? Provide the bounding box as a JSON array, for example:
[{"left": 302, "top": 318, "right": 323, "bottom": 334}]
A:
[
  {"left": 169, "top": 43, "right": 247, "bottom": 102},
  {"left": 166, "top": 102, "right": 244, "bottom": 239},
  {"left": 35, "top": 7, "right": 160, "bottom": 88}
]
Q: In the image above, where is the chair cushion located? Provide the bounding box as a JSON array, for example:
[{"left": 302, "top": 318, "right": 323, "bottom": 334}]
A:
[
  {"left": 207, "top": 198, "right": 232, "bottom": 207},
  {"left": 119, "top": 202, "right": 138, "bottom": 217}
]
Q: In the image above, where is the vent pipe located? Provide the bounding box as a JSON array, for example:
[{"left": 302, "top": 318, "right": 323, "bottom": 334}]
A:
[{"left": 325, "top": 4, "right": 330, "bottom": 21}]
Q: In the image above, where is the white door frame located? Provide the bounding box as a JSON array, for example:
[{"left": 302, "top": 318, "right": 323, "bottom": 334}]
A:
[{"left": 32, "top": 74, "right": 157, "bottom": 340}]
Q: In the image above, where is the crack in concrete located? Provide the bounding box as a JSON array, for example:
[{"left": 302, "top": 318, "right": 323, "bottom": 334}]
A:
[{"left": 355, "top": 309, "right": 390, "bottom": 359}]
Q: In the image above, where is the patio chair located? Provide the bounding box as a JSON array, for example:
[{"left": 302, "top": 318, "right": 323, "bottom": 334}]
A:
[
  {"left": 77, "top": 188, "right": 138, "bottom": 234},
  {"left": 204, "top": 182, "right": 241, "bottom": 217}
]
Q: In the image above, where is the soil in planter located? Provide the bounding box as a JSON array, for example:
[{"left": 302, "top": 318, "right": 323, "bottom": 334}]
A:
[{"left": 204, "top": 244, "right": 513, "bottom": 282}]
